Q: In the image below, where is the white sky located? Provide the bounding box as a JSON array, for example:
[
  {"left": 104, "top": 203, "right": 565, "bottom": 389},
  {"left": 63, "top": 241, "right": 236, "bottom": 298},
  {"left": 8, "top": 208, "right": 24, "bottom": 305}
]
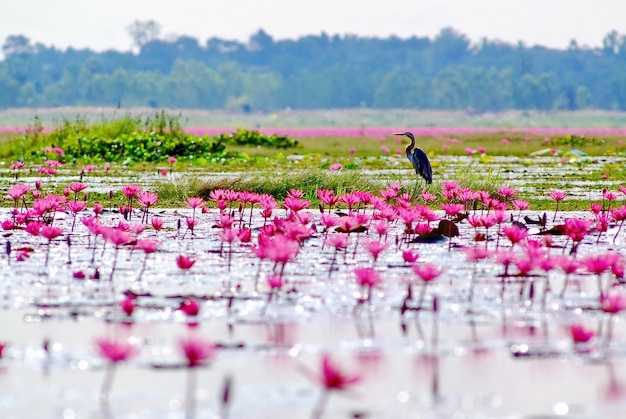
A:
[{"left": 1, "top": 0, "right": 624, "bottom": 53}]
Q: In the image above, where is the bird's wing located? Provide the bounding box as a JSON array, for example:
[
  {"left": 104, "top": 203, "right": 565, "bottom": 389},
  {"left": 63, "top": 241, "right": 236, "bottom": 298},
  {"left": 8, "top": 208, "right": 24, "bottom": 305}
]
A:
[{"left": 409, "top": 148, "right": 433, "bottom": 184}]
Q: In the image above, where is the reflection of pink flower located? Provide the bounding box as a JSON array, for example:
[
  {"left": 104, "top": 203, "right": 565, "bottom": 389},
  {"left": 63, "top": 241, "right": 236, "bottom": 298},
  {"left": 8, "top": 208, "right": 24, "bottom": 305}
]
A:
[
  {"left": 95, "top": 338, "right": 135, "bottom": 363},
  {"left": 601, "top": 290, "right": 626, "bottom": 314},
  {"left": 267, "top": 275, "right": 284, "bottom": 290},
  {"left": 179, "top": 298, "right": 200, "bottom": 316},
  {"left": 120, "top": 296, "right": 135, "bottom": 316},
  {"left": 319, "top": 353, "right": 360, "bottom": 390},
  {"left": 380, "top": 146, "right": 390, "bottom": 153},
  {"left": 348, "top": 148, "right": 356, "bottom": 154},
  {"left": 180, "top": 336, "right": 215, "bottom": 367},
  {"left": 570, "top": 324, "right": 594, "bottom": 343}
]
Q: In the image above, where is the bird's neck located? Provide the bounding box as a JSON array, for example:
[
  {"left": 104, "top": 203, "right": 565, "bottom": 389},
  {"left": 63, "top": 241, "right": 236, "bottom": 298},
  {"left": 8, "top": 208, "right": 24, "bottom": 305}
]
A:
[{"left": 405, "top": 136, "right": 415, "bottom": 152}]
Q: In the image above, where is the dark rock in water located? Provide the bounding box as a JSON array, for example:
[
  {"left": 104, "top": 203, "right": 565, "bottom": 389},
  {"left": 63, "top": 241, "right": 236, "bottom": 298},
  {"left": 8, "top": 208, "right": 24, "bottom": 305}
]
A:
[
  {"left": 524, "top": 213, "right": 548, "bottom": 228},
  {"left": 435, "top": 219, "right": 459, "bottom": 237},
  {"left": 539, "top": 224, "right": 567, "bottom": 235},
  {"left": 524, "top": 215, "right": 542, "bottom": 225},
  {"left": 511, "top": 220, "right": 528, "bottom": 230},
  {"left": 412, "top": 233, "right": 447, "bottom": 243}
]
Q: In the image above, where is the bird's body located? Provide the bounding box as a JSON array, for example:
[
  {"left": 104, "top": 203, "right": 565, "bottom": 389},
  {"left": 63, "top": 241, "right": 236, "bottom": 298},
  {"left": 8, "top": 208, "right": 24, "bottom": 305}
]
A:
[{"left": 394, "top": 132, "right": 433, "bottom": 184}]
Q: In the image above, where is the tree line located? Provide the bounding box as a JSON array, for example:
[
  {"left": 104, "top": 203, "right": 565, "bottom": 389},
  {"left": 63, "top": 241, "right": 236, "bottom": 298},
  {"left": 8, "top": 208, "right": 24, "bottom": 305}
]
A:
[{"left": 2, "top": 25, "right": 626, "bottom": 112}]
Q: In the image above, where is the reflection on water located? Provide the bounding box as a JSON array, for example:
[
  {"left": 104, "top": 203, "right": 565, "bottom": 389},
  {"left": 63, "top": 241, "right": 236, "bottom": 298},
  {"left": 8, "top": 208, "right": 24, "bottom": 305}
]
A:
[{"left": 1, "top": 206, "right": 626, "bottom": 418}]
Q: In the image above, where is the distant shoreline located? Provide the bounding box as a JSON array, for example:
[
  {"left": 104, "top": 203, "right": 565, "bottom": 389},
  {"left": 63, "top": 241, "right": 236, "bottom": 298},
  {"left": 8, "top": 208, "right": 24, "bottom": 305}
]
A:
[{"left": 1, "top": 107, "right": 626, "bottom": 132}]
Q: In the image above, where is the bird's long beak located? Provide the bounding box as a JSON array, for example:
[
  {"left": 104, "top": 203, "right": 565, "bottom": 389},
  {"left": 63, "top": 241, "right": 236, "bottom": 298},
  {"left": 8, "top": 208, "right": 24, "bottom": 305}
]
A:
[{"left": 393, "top": 133, "right": 403, "bottom": 136}]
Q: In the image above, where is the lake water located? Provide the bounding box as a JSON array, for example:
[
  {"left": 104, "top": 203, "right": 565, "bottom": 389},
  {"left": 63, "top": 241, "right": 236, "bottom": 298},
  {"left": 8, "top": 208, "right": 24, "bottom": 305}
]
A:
[{"left": 0, "top": 202, "right": 625, "bottom": 418}]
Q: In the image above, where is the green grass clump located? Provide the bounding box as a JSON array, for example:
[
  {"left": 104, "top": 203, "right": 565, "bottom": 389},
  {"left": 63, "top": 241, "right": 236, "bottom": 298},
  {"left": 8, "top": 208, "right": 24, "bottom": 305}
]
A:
[
  {"left": 0, "top": 112, "right": 300, "bottom": 165},
  {"left": 196, "top": 169, "right": 384, "bottom": 202}
]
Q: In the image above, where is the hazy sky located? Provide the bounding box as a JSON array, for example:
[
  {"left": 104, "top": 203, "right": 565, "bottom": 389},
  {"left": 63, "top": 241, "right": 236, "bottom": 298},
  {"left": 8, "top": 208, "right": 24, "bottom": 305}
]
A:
[{"left": 1, "top": 0, "right": 624, "bottom": 53}]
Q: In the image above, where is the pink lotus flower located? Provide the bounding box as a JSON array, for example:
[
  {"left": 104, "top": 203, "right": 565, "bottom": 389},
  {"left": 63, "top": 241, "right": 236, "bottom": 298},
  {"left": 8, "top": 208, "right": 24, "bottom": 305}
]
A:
[
  {"left": 138, "top": 191, "right": 158, "bottom": 208},
  {"left": 69, "top": 182, "right": 88, "bottom": 194},
  {"left": 512, "top": 200, "right": 530, "bottom": 211},
  {"left": 67, "top": 200, "right": 87, "bottom": 214},
  {"left": 283, "top": 196, "right": 311, "bottom": 212},
  {"left": 564, "top": 218, "right": 593, "bottom": 247},
  {"left": 602, "top": 189, "right": 619, "bottom": 202},
  {"left": 135, "top": 239, "right": 160, "bottom": 254},
  {"left": 325, "top": 233, "right": 349, "bottom": 249},
  {"left": 180, "top": 336, "right": 215, "bottom": 367},
  {"left": 441, "top": 203, "right": 464, "bottom": 217},
  {"left": 1, "top": 219, "right": 14, "bottom": 230},
  {"left": 317, "top": 189, "right": 339, "bottom": 210},
  {"left": 402, "top": 249, "right": 419, "bottom": 263},
  {"left": 328, "top": 163, "right": 343, "bottom": 171},
  {"left": 339, "top": 192, "right": 360, "bottom": 211},
  {"left": 218, "top": 227, "right": 240, "bottom": 243},
  {"left": 7, "top": 184, "right": 30, "bottom": 202},
  {"left": 380, "top": 187, "right": 398, "bottom": 201},
  {"left": 41, "top": 225, "right": 63, "bottom": 240},
  {"left": 93, "top": 203, "right": 104, "bottom": 215},
  {"left": 151, "top": 218, "right": 164, "bottom": 231},
  {"left": 176, "top": 255, "right": 196, "bottom": 270},
  {"left": 185, "top": 196, "right": 204, "bottom": 209},
  {"left": 354, "top": 267, "right": 382, "bottom": 288},
  {"left": 549, "top": 190, "right": 567, "bottom": 221},
  {"left": 373, "top": 220, "right": 389, "bottom": 236},
  {"left": 414, "top": 193, "right": 434, "bottom": 207},
  {"left": 498, "top": 186, "right": 517, "bottom": 199},
  {"left": 412, "top": 263, "right": 443, "bottom": 282},
  {"left": 502, "top": 224, "right": 528, "bottom": 246},
  {"left": 364, "top": 239, "right": 388, "bottom": 262},
  {"left": 167, "top": 156, "right": 177, "bottom": 164},
  {"left": 121, "top": 184, "right": 141, "bottom": 198}
]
